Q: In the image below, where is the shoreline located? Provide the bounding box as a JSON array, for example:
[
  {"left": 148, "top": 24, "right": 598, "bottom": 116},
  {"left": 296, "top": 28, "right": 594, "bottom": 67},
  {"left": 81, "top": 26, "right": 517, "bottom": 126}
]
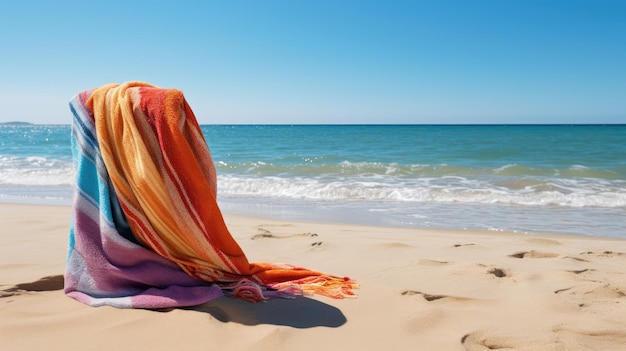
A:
[
  {"left": 0, "top": 201, "right": 620, "bottom": 239},
  {"left": 2, "top": 202, "right": 626, "bottom": 350},
  {"left": 3, "top": 196, "right": 624, "bottom": 240}
]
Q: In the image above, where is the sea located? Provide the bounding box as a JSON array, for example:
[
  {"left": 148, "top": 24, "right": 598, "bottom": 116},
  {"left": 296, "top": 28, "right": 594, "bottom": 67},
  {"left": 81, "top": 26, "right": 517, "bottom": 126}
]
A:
[{"left": 1, "top": 124, "right": 625, "bottom": 239}]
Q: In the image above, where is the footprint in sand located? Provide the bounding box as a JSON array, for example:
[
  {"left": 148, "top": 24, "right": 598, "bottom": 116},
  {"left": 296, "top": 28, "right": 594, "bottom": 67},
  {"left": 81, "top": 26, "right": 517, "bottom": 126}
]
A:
[
  {"left": 462, "top": 328, "right": 626, "bottom": 350},
  {"left": 454, "top": 243, "right": 476, "bottom": 248},
  {"left": 401, "top": 290, "right": 474, "bottom": 303},
  {"left": 566, "top": 268, "right": 593, "bottom": 275},
  {"left": 251, "top": 227, "right": 318, "bottom": 240},
  {"left": 401, "top": 290, "right": 447, "bottom": 302},
  {"left": 417, "top": 259, "right": 449, "bottom": 266},
  {"left": 488, "top": 268, "right": 508, "bottom": 278},
  {"left": 552, "top": 326, "right": 626, "bottom": 348},
  {"left": 581, "top": 251, "right": 625, "bottom": 258},
  {"left": 562, "top": 255, "right": 591, "bottom": 262},
  {"left": 251, "top": 228, "right": 323, "bottom": 248},
  {"left": 561, "top": 251, "right": 625, "bottom": 262},
  {"left": 475, "top": 263, "right": 510, "bottom": 278},
  {"left": 508, "top": 250, "right": 559, "bottom": 259},
  {"left": 0, "top": 275, "right": 64, "bottom": 298},
  {"left": 461, "top": 331, "right": 514, "bottom": 351},
  {"left": 554, "top": 282, "right": 625, "bottom": 309}
]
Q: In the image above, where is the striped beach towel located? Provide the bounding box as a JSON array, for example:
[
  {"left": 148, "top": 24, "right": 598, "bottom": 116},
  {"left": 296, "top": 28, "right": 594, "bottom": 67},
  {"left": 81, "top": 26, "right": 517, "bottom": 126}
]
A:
[{"left": 65, "top": 81, "right": 357, "bottom": 308}]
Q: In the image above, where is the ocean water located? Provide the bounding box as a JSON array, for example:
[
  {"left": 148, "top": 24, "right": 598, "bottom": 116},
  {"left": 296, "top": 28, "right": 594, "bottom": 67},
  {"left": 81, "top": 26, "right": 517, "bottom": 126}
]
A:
[{"left": 1, "top": 124, "right": 625, "bottom": 239}]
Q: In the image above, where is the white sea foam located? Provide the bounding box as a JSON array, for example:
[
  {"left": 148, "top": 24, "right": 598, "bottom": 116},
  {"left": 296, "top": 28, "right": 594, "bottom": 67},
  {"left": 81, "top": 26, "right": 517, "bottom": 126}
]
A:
[
  {"left": 217, "top": 174, "right": 626, "bottom": 208},
  {"left": 0, "top": 155, "right": 74, "bottom": 186},
  {"left": 2, "top": 154, "right": 624, "bottom": 209}
]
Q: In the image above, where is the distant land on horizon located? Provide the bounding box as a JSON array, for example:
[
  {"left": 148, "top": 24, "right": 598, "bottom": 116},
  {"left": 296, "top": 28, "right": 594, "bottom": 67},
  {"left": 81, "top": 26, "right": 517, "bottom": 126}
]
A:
[{"left": 0, "top": 121, "right": 34, "bottom": 125}]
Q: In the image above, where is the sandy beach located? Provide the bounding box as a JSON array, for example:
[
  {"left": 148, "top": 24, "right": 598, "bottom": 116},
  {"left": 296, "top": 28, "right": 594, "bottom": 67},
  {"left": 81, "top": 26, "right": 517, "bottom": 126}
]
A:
[{"left": 1, "top": 202, "right": 625, "bottom": 350}]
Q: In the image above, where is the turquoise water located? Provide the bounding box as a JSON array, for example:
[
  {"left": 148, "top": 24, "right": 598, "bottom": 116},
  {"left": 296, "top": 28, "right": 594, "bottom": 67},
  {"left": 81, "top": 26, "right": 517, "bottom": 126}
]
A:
[{"left": 1, "top": 124, "right": 625, "bottom": 238}]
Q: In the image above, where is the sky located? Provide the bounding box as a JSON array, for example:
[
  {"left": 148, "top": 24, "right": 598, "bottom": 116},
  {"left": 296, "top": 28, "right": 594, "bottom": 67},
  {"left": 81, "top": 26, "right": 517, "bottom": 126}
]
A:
[{"left": 0, "top": 0, "right": 624, "bottom": 125}]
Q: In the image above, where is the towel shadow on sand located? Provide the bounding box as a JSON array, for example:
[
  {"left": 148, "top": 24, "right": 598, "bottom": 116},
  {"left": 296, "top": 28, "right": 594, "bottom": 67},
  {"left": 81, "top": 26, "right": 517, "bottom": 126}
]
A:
[
  {"left": 1, "top": 275, "right": 347, "bottom": 329},
  {"left": 184, "top": 295, "right": 347, "bottom": 328},
  {"left": 1, "top": 275, "right": 65, "bottom": 296}
]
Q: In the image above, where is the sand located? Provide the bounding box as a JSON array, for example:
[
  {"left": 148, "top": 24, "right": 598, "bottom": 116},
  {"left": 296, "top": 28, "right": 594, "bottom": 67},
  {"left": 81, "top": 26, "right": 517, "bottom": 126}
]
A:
[{"left": 1, "top": 203, "right": 626, "bottom": 350}]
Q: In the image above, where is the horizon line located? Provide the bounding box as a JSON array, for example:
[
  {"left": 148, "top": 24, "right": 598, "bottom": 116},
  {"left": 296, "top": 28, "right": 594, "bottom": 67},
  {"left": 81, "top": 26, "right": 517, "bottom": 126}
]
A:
[{"left": 2, "top": 121, "right": 625, "bottom": 127}]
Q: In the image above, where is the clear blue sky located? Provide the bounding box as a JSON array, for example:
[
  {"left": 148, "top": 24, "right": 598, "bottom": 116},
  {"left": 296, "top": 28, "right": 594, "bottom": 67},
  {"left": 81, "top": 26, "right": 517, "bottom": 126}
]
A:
[{"left": 1, "top": 0, "right": 624, "bottom": 124}]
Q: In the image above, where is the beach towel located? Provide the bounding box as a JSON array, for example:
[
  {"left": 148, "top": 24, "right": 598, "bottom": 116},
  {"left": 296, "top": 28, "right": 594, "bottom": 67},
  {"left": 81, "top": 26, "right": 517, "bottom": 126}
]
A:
[{"left": 65, "top": 81, "right": 357, "bottom": 308}]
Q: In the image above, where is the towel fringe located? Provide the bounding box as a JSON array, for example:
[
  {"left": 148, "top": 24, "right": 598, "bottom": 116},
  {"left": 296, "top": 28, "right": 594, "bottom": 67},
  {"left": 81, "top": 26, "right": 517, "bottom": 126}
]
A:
[
  {"left": 219, "top": 275, "right": 358, "bottom": 302},
  {"left": 270, "top": 275, "right": 359, "bottom": 300}
]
